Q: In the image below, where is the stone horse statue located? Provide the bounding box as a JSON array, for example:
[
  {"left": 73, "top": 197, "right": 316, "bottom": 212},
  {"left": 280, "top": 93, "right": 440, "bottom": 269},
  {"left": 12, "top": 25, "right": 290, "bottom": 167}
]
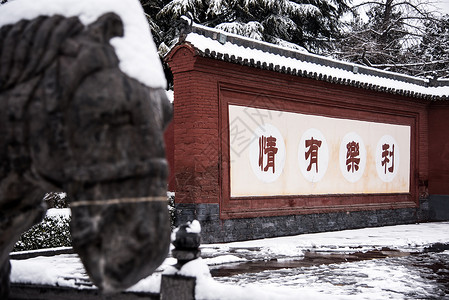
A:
[{"left": 0, "top": 5, "right": 172, "bottom": 297}]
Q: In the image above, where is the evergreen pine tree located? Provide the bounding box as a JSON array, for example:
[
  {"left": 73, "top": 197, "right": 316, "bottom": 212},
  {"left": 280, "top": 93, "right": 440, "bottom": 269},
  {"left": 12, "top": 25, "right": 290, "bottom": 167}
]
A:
[{"left": 154, "top": 0, "right": 351, "bottom": 54}]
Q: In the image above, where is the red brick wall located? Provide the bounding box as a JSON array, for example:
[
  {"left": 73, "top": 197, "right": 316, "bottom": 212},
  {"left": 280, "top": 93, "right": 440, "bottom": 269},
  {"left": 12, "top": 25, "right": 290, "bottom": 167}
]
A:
[
  {"left": 428, "top": 103, "right": 449, "bottom": 194},
  {"left": 167, "top": 45, "right": 221, "bottom": 204},
  {"left": 167, "top": 45, "right": 429, "bottom": 219},
  {"left": 164, "top": 120, "right": 175, "bottom": 191}
]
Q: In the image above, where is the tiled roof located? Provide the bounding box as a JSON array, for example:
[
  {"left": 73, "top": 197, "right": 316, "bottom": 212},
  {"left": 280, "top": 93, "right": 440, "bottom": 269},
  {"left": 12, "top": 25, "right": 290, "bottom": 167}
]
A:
[{"left": 173, "top": 20, "right": 449, "bottom": 101}]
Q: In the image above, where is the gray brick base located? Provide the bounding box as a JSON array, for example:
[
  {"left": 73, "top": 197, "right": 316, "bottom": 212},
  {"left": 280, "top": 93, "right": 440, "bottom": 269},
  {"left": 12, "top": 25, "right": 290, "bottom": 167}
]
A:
[
  {"left": 175, "top": 203, "right": 430, "bottom": 244},
  {"left": 428, "top": 195, "right": 449, "bottom": 221}
]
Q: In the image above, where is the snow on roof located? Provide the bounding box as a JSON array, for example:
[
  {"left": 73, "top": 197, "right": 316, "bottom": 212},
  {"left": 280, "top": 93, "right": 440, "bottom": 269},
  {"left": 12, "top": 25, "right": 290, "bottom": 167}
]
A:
[
  {"left": 0, "top": 0, "right": 166, "bottom": 89},
  {"left": 175, "top": 22, "right": 449, "bottom": 100}
]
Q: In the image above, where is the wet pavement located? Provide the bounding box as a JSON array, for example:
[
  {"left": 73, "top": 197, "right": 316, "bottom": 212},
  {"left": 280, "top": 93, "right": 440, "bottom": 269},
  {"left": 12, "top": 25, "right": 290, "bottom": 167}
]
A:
[{"left": 209, "top": 247, "right": 449, "bottom": 299}]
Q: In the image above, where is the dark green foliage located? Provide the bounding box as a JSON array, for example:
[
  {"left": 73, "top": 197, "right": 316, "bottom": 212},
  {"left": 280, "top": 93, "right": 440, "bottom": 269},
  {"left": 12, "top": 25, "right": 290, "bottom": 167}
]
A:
[
  {"left": 167, "top": 192, "right": 176, "bottom": 230},
  {"left": 142, "top": 0, "right": 351, "bottom": 54},
  {"left": 44, "top": 192, "right": 68, "bottom": 208},
  {"left": 13, "top": 214, "right": 71, "bottom": 252}
]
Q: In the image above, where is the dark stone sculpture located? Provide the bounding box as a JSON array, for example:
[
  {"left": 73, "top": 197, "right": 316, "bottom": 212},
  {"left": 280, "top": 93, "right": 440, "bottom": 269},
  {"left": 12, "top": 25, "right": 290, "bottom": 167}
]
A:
[
  {"left": 160, "top": 221, "right": 202, "bottom": 300},
  {"left": 171, "top": 222, "right": 202, "bottom": 269},
  {"left": 0, "top": 11, "right": 172, "bottom": 296}
]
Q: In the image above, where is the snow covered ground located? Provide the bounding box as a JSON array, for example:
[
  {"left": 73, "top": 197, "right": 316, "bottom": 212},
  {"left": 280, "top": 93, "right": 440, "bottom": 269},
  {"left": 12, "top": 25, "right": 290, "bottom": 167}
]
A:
[
  {"left": 10, "top": 222, "right": 449, "bottom": 299},
  {"left": 213, "top": 252, "right": 449, "bottom": 299}
]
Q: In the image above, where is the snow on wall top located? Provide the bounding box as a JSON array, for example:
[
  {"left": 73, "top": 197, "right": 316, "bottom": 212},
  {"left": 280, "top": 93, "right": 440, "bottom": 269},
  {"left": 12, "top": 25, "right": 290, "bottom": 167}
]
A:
[
  {"left": 0, "top": 0, "right": 166, "bottom": 89},
  {"left": 177, "top": 22, "right": 449, "bottom": 100}
]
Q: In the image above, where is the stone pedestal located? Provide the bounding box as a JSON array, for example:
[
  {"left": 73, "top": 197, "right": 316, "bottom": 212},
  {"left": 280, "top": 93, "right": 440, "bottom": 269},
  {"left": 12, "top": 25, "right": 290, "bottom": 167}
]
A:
[{"left": 160, "top": 275, "right": 196, "bottom": 300}]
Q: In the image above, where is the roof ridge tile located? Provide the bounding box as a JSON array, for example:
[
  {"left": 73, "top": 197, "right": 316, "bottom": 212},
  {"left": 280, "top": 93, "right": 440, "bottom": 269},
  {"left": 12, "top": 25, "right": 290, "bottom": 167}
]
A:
[{"left": 173, "top": 19, "right": 449, "bottom": 100}]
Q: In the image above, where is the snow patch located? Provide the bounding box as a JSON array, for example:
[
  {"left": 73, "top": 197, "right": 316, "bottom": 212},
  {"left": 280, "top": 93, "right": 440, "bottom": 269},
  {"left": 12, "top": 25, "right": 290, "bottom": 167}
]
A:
[
  {"left": 11, "top": 254, "right": 87, "bottom": 289},
  {"left": 46, "top": 208, "right": 71, "bottom": 219},
  {"left": 206, "top": 222, "right": 449, "bottom": 255},
  {"left": 165, "top": 90, "right": 174, "bottom": 103},
  {"left": 195, "top": 277, "right": 354, "bottom": 300},
  {"left": 127, "top": 274, "right": 162, "bottom": 293},
  {"left": 203, "top": 255, "right": 247, "bottom": 266},
  {"left": 186, "top": 220, "right": 201, "bottom": 234},
  {"left": 168, "top": 258, "right": 211, "bottom": 279}
]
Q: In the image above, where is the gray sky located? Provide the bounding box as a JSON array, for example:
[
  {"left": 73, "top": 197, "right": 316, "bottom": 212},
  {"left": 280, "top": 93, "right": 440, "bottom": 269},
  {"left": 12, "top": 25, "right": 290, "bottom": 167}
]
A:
[{"left": 438, "top": 0, "right": 449, "bottom": 15}]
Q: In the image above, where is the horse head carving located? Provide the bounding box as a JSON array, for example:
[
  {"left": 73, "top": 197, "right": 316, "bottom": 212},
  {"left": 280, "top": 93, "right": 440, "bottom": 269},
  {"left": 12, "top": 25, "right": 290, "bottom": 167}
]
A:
[{"left": 0, "top": 1, "right": 172, "bottom": 295}]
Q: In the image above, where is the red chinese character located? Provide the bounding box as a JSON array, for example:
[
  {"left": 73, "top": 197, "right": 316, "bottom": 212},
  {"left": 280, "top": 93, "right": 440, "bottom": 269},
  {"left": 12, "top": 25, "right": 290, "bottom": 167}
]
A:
[
  {"left": 305, "top": 137, "right": 322, "bottom": 172},
  {"left": 259, "top": 135, "right": 278, "bottom": 173},
  {"left": 259, "top": 136, "right": 266, "bottom": 171},
  {"left": 381, "top": 143, "right": 395, "bottom": 174},
  {"left": 346, "top": 141, "right": 360, "bottom": 172}
]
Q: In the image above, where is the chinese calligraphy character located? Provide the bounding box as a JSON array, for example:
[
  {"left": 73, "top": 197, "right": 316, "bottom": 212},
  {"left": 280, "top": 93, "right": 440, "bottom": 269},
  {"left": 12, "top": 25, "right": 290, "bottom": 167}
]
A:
[
  {"left": 259, "top": 135, "right": 278, "bottom": 173},
  {"left": 346, "top": 141, "right": 360, "bottom": 172},
  {"left": 381, "top": 143, "right": 395, "bottom": 174},
  {"left": 258, "top": 136, "right": 266, "bottom": 171},
  {"left": 305, "top": 137, "right": 322, "bottom": 172}
]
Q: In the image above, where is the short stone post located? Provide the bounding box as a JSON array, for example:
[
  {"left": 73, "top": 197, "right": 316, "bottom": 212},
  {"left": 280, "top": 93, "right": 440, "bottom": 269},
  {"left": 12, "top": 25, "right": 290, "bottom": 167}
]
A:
[{"left": 160, "top": 221, "right": 201, "bottom": 300}]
